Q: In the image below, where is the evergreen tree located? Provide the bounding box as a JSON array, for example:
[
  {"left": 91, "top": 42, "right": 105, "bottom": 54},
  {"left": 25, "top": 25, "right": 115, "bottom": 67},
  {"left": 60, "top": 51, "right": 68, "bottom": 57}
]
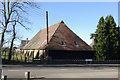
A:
[
  {"left": 116, "top": 26, "right": 120, "bottom": 59},
  {"left": 92, "top": 15, "right": 119, "bottom": 60},
  {"left": 105, "top": 15, "right": 118, "bottom": 60},
  {"left": 93, "top": 17, "right": 107, "bottom": 60}
]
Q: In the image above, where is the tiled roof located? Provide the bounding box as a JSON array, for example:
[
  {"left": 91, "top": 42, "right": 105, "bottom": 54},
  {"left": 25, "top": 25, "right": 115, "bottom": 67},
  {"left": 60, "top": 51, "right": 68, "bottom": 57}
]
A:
[
  {"left": 23, "top": 21, "right": 61, "bottom": 50},
  {"left": 23, "top": 21, "right": 92, "bottom": 51}
]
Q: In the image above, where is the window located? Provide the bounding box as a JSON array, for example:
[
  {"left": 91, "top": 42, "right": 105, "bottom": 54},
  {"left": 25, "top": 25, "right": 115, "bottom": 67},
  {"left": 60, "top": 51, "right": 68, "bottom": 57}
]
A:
[
  {"left": 74, "top": 41, "right": 79, "bottom": 47},
  {"left": 74, "top": 41, "right": 77, "bottom": 45},
  {"left": 61, "top": 41, "right": 66, "bottom": 47}
]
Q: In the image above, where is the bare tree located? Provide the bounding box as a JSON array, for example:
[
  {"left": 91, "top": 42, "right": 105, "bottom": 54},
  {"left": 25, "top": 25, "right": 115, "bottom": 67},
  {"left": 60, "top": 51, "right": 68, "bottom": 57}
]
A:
[
  {"left": 8, "top": 21, "right": 16, "bottom": 60},
  {"left": 0, "top": 0, "right": 40, "bottom": 60}
]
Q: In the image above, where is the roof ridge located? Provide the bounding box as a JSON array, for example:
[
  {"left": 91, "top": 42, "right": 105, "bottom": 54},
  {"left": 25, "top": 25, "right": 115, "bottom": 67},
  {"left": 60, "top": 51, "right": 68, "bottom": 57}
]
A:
[
  {"left": 62, "top": 23, "right": 92, "bottom": 50},
  {"left": 38, "top": 21, "right": 63, "bottom": 49},
  {"left": 23, "top": 21, "right": 63, "bottom": 50},
  {"left": 39, "top": 21, "right": 63, "bottom": 30},
  {"left": 47, "top": 21, "right": 63, "bottom": 45}
]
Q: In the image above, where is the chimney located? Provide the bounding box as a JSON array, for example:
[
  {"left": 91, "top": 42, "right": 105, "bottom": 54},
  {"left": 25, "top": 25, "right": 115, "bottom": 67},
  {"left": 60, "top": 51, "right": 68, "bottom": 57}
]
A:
[{"left": 26, "top": 38, "right": 28, "bottom": 44}]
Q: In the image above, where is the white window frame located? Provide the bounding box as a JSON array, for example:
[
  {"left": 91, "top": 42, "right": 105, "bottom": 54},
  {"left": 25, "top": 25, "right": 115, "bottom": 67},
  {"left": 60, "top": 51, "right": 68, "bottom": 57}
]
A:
[
  {"left": 61, "top": 41, "right": 66, "bottom": 47},
  {"left": 74, "top": 41, "right": 79, "bottom": 47}
]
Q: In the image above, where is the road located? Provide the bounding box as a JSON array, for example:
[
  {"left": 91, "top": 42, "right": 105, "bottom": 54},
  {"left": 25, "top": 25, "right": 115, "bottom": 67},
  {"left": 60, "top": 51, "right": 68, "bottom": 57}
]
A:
[{"left": 2, "top": 64, "right": 119, "bottom": 79}]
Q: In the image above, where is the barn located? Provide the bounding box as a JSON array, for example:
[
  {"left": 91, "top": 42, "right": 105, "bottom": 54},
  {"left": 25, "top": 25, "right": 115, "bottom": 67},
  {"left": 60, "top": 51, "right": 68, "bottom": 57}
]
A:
[{"left": 22, "top": 21, "right": 95, "bottom": 60}]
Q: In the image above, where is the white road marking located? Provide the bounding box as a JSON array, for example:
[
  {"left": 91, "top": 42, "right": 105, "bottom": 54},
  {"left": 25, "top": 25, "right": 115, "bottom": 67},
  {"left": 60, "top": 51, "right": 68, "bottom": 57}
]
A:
[
  {"left": 95, "top": 70, "right": 102, "bottom": 71},
  {"left": 60, "top": 69, "right": 68, "bottom": 70},
  {"left": 8, "top": 70, "right": 31, "bottom": 71},
  {"left": 111, "top": 69, "right": 115, "bottom": 70}
]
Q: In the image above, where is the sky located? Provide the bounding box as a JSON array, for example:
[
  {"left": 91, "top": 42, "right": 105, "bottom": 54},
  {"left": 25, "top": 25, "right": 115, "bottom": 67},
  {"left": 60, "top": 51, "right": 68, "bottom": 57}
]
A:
[{"left": 16, "top": 2, "right": 118, "bottom": 46}]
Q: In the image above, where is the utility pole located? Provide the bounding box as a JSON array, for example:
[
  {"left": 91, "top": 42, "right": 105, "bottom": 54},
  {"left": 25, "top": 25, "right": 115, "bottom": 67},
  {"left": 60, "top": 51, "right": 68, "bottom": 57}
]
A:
[
  {"left": 46, "top": 11, "right": 48, "bottom": 45},
  {"left": 44, "top": 11, "right": 48, "bottom": 61}
]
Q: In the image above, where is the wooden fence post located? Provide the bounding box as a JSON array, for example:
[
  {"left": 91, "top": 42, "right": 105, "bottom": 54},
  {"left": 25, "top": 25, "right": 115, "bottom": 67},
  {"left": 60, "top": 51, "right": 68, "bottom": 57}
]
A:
[
  {"left": 32, "top": 52, "right": 34, "bottom": 61},
  {"left": 25, "top": 72, "right": 30, "bottom": 80},
  {"left": 4, "top": 75, "right": 7, "bottom": 80},
  {"left": 5, "top": 51, "right": 6, "bottom": 60},
  {"left": 13, "top": 53, "right": 14, "bottom": 60},
  {"left": 28, "top": 56, "right": 29, "bottom": 63},
  {"left": 20, "top": 55, "right": 22, "bottom": 62},
  {"left": 118, "top": 74, "right": 120, "bottom": 80},
  {"left": 25, "top": 54, "right": 26, "bottom": 63},
  {"left": 16, "top": 53, "right": 18, "bottom": 61}
]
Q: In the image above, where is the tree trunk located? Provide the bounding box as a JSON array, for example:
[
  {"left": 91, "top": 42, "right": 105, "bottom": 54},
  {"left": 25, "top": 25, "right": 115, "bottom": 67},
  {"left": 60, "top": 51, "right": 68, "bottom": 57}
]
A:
[
  {"left": 0, "top": 25, "right": 7, "bottom": 63},
  {"left": 0, "top": 1, "right": 8, "bottom": 53},
  {"left": 8, "top": 37, "right": 15, "bottom": 60},
  {"left": 8, "top": 22, "right": 16, "bottom": 60},
  {"left": 0, "top": 1, "right": 11, "bottom": 61}
]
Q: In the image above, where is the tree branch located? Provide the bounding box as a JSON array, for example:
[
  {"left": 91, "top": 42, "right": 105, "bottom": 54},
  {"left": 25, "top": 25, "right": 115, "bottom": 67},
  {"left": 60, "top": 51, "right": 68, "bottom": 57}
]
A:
[
  {"left": 3, "top": 0, "right": 7, "bottom": 24},
  {"left": 17, "top": 21, "right": 30, "bottom": 30},
  {"left": 15, "top": 5, "right": 26, "bottom": 13},
  {"left": 7, "top": 0, "right": 10, "bottom": 19},
  {"left": 0, "top": 20, "right": 4, "bottom": 27},
  {"left": 9, "top": 20, "right": 30, "bottom": 30},
  {"left": 8, "top": 2, "right": 17, "bottom": 22}
]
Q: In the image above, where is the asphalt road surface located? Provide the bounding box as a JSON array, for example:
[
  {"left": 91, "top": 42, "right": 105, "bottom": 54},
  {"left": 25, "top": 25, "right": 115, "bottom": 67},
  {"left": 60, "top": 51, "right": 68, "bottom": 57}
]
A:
[{"left": 2, "top": 64, "right": 119, "bottom": 79}]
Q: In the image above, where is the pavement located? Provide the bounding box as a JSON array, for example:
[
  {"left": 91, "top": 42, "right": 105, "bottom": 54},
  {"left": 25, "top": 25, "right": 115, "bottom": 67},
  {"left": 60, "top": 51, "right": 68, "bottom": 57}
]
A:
[
  {"left": 2, "top": 64, "right": 119, "bottom": 79},
  {"left": 2, "top": 64, "right": 120, "bottom": 67}
]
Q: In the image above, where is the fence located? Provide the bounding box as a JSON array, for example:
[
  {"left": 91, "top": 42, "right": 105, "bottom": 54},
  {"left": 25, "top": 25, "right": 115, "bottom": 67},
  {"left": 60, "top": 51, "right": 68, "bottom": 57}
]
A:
[
  {"left": 1, "top": 51, "right": 42, "bottom": 64},
  {"left": 52, "top": 59, "right": 120, "bottom": 64},
  {"left": 1, "top": 51, "right": 120, "bottom": 64}
]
